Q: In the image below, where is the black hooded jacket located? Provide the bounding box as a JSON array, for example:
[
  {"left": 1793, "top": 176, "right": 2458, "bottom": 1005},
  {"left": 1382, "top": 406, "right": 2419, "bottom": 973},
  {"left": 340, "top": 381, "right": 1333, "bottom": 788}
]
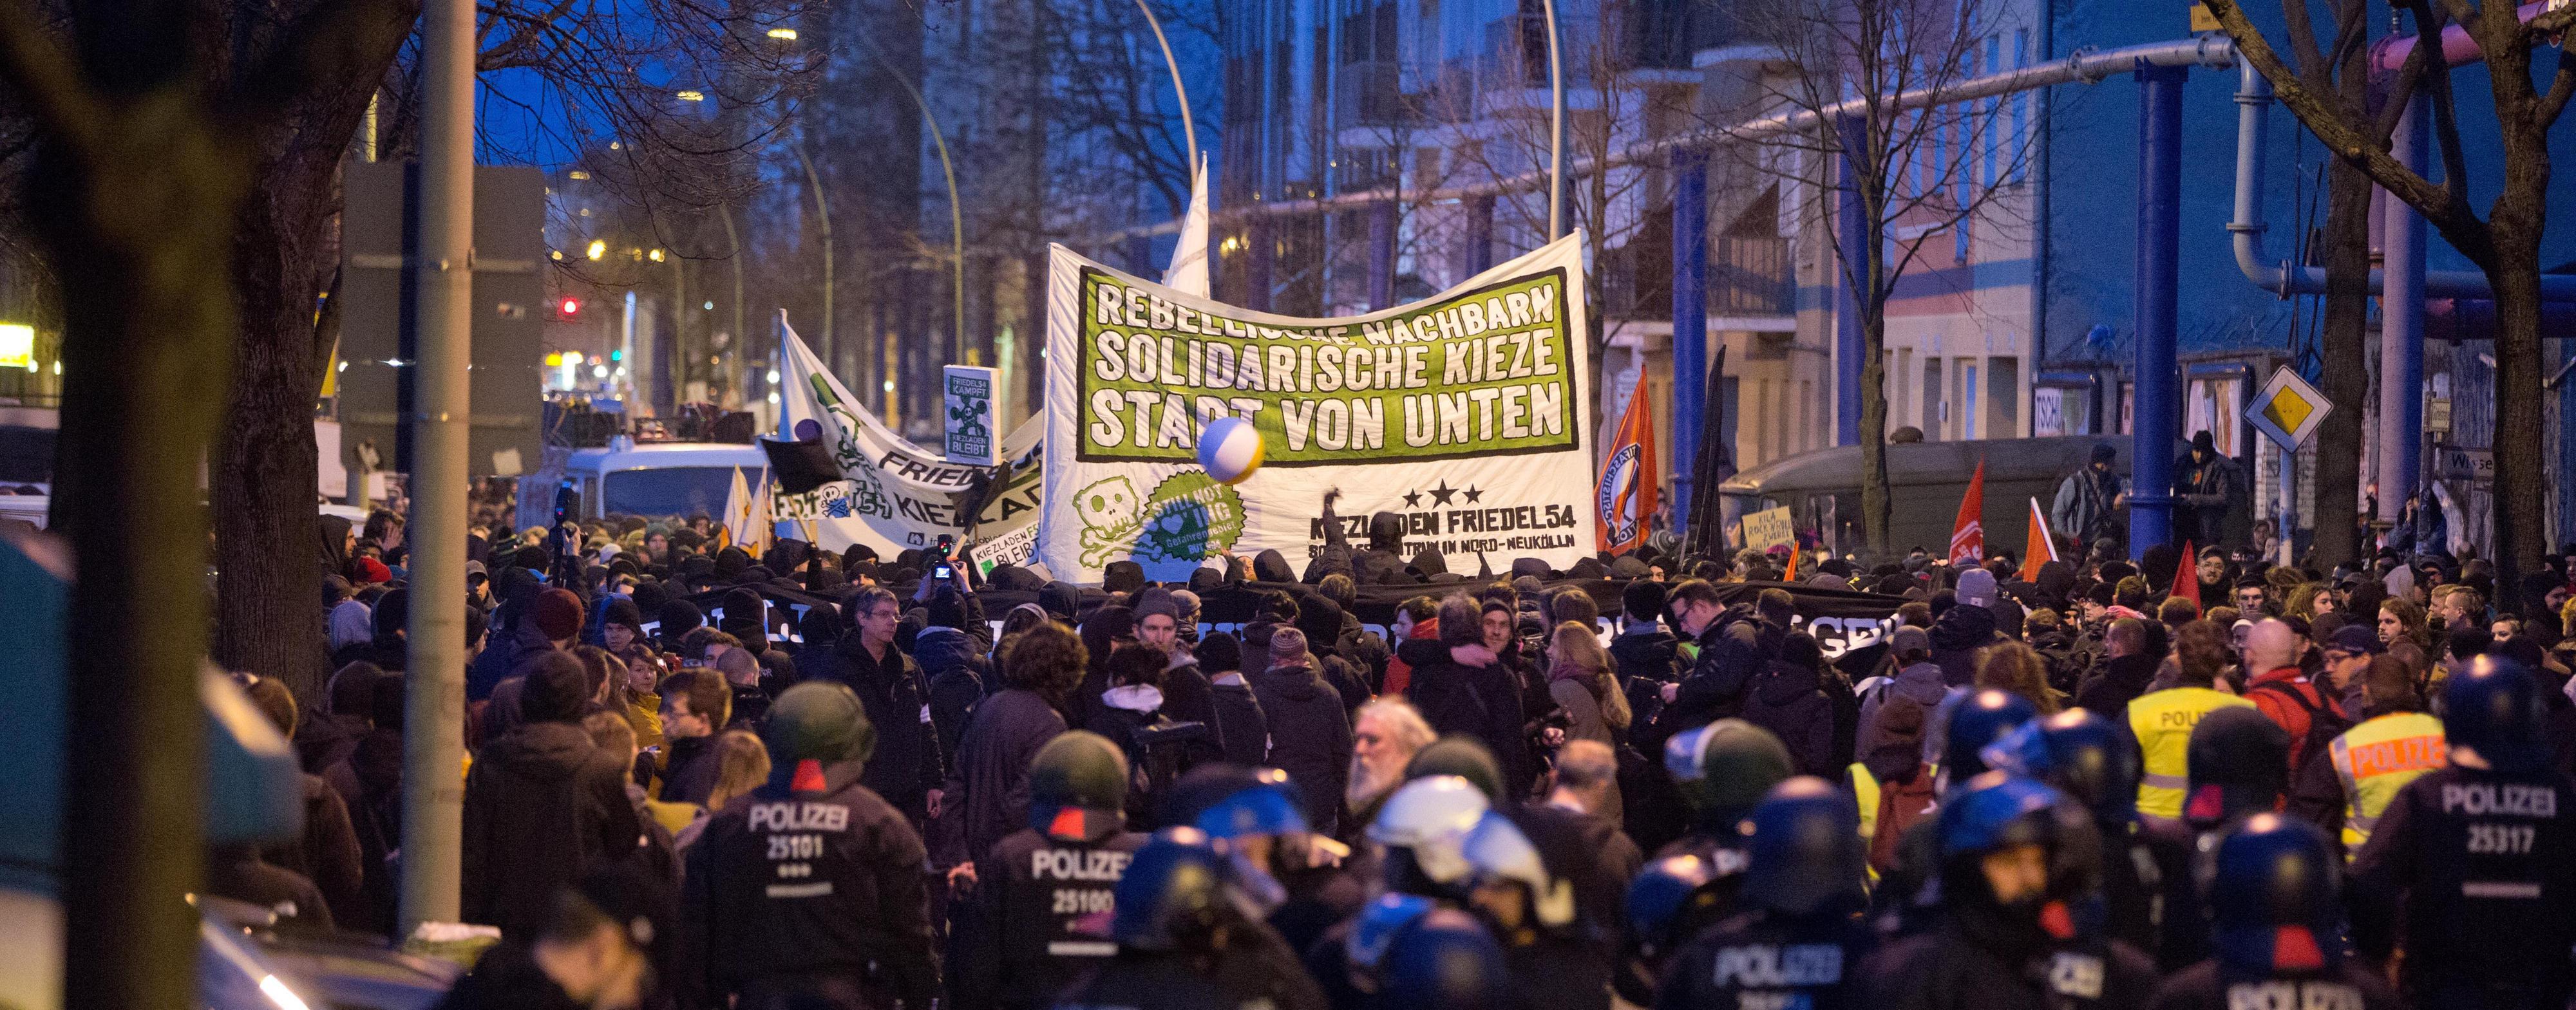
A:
[
  {"left": 913, "top": 625, "right": 992, "bottom": 762},
  {"left": 1251, "top": 660, "right": 1353, "bottom": 834},
  {"left": 1739, "top": 659, "right": 1836, "bottom": 776},
  {"left": 1397, "top": 636, "right": 1536, "bottom": 797},
  {"left": 1928, "top": 603, "right": 2003, "bottom": 687},
  {"left": 459, "top": 720, "right": 643, "bottom": 940}
]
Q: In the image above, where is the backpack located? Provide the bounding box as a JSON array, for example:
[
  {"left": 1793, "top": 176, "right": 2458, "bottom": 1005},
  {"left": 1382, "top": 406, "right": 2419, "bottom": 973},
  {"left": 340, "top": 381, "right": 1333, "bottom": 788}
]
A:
[{"left": 2246, "top": 678, "right": 2353, "bottom": 773}]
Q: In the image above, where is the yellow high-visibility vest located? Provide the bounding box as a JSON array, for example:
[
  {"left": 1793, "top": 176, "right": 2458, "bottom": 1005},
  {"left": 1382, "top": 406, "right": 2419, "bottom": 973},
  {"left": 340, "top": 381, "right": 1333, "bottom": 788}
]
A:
[
  {"left": 1850, "top": 762, "right": 1880, "bottom": 843},
  {"left": 2329, "top": 712, "right": 2447, "bottom": 854},
  {"left": 2128, "top": 686, "right": 2255, "bottom": 820}
]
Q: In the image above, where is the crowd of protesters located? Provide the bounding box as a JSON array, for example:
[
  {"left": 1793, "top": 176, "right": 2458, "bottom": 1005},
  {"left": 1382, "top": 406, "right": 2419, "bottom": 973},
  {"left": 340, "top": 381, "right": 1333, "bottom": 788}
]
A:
[{"left": 226, "top": 451, "right": 2576, "bottom": 1010}]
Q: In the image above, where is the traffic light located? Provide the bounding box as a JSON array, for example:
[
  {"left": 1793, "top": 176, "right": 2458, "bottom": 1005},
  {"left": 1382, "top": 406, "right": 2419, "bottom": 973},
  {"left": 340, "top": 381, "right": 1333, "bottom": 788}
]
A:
[{"left": 558, "top": 297, "right": 582, "bottom": 318}]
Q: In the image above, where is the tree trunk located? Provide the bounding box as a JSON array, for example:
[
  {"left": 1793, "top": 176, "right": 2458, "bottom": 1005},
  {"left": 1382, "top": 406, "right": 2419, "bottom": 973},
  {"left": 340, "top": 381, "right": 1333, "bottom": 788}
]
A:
[
  {"left": 33, "top": 95, "right": 248, "bottom": 1010},
  {"left": 2309, "top": 158, "right": 2372, "bottom": 572},
  {"left": 213, "top": 185, "right": 334, "bottom": 701},
  {"left": 2488, "top": 203, "right": 2548, "bottom": 612}
]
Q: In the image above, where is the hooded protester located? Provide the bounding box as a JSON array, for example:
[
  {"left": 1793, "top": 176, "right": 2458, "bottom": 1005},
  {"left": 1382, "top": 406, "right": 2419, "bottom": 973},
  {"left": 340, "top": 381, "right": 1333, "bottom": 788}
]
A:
[
  {"left": 1739, "top": 631, "right": 1838, "bottom": 776},
  {"left": 460, "top": 651, "right": 647, "bottom": 941},
  {"left": 1075, "top": 604, "right": 1137, "bottom": 729},
  {"left": 680, "top": 682, "right": 940, "bottom": 1010},
  {"left": 1198, "top": 633, "right": 1271, "bottom": 768},
  {"left": 1135, "top": 592, "right": 1220, "bottom": 766},
  {"left": 941, "top": 622, "right": 1084, "bottom": 867},
  {"left": 916, "top": 585, "right": 996, "bottom": 767},
  {"left": 1933, "top": 569, "right": 2009, "bottom": 687},
  {"left": 1083, "top": 642, "right": 1203, "bottom": 819},
  {"left": 327, "top": 599, "right": 375, "bottom": 669},
  {"left": 948, "top": 731, "right": 1151, "bottom": 1010},
  {"left": 238, "top": 676, "right": 366, "bottom": 928},
  {"left": 1253, "top": 627, "right": 1355, "bottom": 836},
  {"left": 298, "top": 660, "right": 383, "bottom": 776}
]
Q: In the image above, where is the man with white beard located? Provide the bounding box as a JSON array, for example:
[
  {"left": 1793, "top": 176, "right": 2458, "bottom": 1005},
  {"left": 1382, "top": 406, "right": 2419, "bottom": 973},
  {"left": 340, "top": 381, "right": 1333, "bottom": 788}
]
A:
[{"left": 1343, "top": 698, "right": 1436, "bottom": 841}]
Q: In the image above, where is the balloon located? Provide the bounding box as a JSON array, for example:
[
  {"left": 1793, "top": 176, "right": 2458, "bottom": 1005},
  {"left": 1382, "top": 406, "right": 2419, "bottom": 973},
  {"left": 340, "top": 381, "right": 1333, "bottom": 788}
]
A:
[{"left": 1196, "top": 416, "right": 1265, "bottom": 485}]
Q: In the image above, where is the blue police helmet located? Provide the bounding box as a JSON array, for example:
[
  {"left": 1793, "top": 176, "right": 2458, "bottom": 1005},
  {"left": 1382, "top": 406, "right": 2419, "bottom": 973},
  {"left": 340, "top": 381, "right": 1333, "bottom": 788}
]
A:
[
  {"left": 1741, "top": 777, "right": 1867, "bottom": 918},
  {"left": 1937, "top": 771, "right": 2067, "bottom": 859},
  {"left": 1944, "top": 689, "right": 2040, "bottom": 783},
  {"left": 1982, "top": 709, "right": 2143, "bottom": 826},
  {"left": 2208, "top": 813, "right": 2340, "bottom": 974},
  {"left": 1109, "top": 827, "right": 1230, "bottom": 951},
  {"left": 1625, "top": 855, "right": 1721, "bottom": 959},
  {"left": 1191, "top": 767, "right": 1311, "bottom": 839},
  {"left": 2443, "top": 653, "right": 2552, "bottom": 774},
  {"left": 1377, "top": 906, "right": 1511, "bottom": 1010}
]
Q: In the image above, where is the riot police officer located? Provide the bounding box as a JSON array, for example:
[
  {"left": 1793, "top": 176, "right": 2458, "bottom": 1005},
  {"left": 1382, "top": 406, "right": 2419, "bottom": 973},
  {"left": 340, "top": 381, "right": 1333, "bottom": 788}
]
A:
[
  {"left": 2145, "top": 813, "right": 2400, "bottom": 1010},
  {"left": 1164, "top": 764, "right": 1354, "bottom": 955},
  {"left": 951, "top": 731, "right": 1150, "bottom": 1010},
  {"left": 1863, "top": 772, "right": 2159, "bottom": 1010},
  {"left": 1983, "top": 708, "right": 2193, "bottom": 964},
  {"left": 1348, "top": 900, "right": 1510, "bottom": 1010},
  {"left": 1052, "top": 827, "right": 1328, "bottom": 1010},
  {"left": 1622, "top": 855, "right": 1730, "bottom": 1004},
  {"left": 2348, "top": 655, "right": 2576, "bottom": 1010},
  {"left": 1655, "top": 777, "right": 1875, "bottom": 1010},
  {"left": 1658, "top": 720, "right": 1794, "bottom": 883},
  {"left": 681, "top": 681, "right": 940, "bottom": 1009},
  {"left": 1876, "top": 689, "right": 2041, "bottom": 934}
]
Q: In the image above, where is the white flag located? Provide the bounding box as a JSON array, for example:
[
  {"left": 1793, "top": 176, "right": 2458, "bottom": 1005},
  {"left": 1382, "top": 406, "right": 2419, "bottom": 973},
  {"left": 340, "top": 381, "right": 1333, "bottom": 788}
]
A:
[{"left": 1161, "top": 153, "right": 1211, "bottom": 298}]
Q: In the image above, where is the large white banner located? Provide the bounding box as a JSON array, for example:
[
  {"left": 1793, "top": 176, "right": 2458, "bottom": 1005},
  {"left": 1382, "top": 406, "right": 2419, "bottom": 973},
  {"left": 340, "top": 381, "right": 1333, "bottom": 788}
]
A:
[
  {"left": 773, "top": 319, "right": 1012, "bottom": 559},
  {"left": 1041, "top": 235, "right": 1596, "bottom": 583}
]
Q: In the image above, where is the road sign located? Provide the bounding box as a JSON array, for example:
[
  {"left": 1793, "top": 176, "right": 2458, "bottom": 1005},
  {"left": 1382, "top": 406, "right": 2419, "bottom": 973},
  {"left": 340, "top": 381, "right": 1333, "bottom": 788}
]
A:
[
  {"left": 1741, "top": 505, "right": 1795, "bottom": 553},
  {"left": 2244, "top": 366, "right": 2331, "bottom": 451},
  {"left": 942, "top": 364, "right": 998, "bottom": 466},
  {"left": 2430, "top": 444, "right": 2494, "bottom": 482},
  {"left": 2190, "top": 3, "right": 2221, "bottom": 31}
]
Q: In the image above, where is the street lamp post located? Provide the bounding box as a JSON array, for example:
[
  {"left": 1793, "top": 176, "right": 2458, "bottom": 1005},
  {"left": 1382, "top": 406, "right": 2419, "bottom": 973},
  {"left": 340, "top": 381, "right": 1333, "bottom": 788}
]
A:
[
  {"left": 790, "top": 139, "right": 833, "bottom": 366},
  {"left": 1132, "top": 0, "right": 1198, "bottom": 175},
  {"left": 1540, "top": 0, "right": 1564, "bottom": 241}
]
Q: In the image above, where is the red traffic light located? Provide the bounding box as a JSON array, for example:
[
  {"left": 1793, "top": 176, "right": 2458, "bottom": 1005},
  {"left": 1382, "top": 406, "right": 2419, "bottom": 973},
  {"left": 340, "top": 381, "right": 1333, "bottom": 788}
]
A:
[{"left": 558, "top": 297, "right": 582, "bottom": 317}]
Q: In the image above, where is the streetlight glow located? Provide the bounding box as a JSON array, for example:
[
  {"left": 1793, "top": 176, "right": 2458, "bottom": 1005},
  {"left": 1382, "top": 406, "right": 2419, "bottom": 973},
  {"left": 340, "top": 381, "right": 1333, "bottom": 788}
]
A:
[
  {"left": 648, "top": 248, "right": 665, "bottom": 263},
  {"left": 676, "top": 89, "right": 705, "bottom": 102},
  {"left": 585, "top": 239, "right": 605, "bottom": 260},
  {"left": 766, "top": 369, "right": 781, "bottom": 384},
  {"left": 766, "top": 27, "right": 797, "bottom": 40}
]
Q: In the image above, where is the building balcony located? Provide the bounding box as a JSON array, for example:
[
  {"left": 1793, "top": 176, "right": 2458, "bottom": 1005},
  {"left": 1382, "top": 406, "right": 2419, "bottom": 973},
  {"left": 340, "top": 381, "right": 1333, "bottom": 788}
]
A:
[{"left": 1712, "top": 235, "right": 1794, "bottom": 317}]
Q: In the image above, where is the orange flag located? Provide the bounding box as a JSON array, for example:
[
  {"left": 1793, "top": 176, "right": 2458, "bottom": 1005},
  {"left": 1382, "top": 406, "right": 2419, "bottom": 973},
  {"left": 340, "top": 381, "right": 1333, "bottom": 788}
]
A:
[
  {"left": 1784, "top": 545, "right": 1802, "bottom": 583},
  {"left": 2172, "top": 539, "right": 2202, "bottom": 608},
  {"left": 1949, "top": 458, "right": 1986, "bottom": 565},
  {"left": 1595, "top": 373, "right": 1660, "bottom": 554},
  {"left": 2020, "top": 497, "right": 2059, "bottom": 582}
]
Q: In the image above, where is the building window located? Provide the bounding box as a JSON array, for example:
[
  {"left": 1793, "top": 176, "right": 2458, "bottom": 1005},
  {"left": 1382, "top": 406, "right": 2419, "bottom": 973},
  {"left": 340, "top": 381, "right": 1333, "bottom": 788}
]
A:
[{"left": 2011, "top": 29, "right": 2030, "bottom": 184}]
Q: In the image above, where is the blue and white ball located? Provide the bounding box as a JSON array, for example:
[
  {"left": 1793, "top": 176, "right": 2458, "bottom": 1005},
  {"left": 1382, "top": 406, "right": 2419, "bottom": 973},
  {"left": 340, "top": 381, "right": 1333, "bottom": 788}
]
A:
[{"left": 1196, "top": 416, "right": 1266, "bottom": 485}]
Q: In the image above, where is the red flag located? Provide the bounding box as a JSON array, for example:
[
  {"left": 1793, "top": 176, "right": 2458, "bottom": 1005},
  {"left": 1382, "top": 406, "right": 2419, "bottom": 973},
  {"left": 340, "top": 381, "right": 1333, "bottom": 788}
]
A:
[
  {"left": 2172, "top": 539, "right": 2202, "bottom": 608},
  {"left": 1949, "top": 458, "right": 1986, "bottom": 565},
  {"left": 1595, "top": 373, "right": 1660, "bottom": 554},
  {"left": 2020, "top": 497, "right": 2058, "bottom": 582}
]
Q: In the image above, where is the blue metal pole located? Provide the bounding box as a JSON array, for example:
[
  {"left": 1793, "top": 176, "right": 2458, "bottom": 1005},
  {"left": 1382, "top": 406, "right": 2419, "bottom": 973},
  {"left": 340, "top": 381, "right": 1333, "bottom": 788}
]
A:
[
  {"left": 1368, "top": 201, "right": 1396, "bottom": 310},
  {"left": 2130, "top": 64, "right": 2185, "bottom": 558},
  {"left": 1834, "top": 115, "right": 1865, "bottom": 446},
  {"left": 1466, "top": 196, "right": 1495, "bottom": 276},
  {"left": 2378, "top": 97, "right": 2427, "bottom": 527},
  {"left": 1671, "top": 147, "right": 1709, "bottom": 537}
]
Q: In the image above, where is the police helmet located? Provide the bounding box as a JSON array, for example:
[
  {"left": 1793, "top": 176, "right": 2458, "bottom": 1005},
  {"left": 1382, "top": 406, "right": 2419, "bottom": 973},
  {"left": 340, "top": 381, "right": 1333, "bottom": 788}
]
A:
[
  {"left": 762, "top": 681, "right": 876, "bottom": 788},
  {"left": 1348, "top": 892, "right": 1439, "bottom": 973},
  {"left": 1109, "top": 827, "right": 1231, "bottom": 951},
  {"left": 1028, "top": 731, "right": 1130, "bottom": 838},
  {"left": 1663, "top": 719, "right": 1794, "bottom": 822},
  {"left": 1459, "top": 811, "right": 1575, "bottom": 928},
  {"left": 1981, "top": 709, "right": 2143, "bottom": 826},
  {"left": 1377, "top": 906, "right": 1511, "bottom": 1010},
  {"left": 1943, "top": 689, "right": 2039, "bottom": 784},
  {"left": 1741, "top": 776, "right": 1867, "bottom": 918},
  {"left": 1370, "top": 776, "right": 1490, "bottom": 887},
  {"left": 2207, "top": 813, "right": 2340, "bottom": 973},
  {"left": 1625, "top": 856, "right": 1724, "bottom": 962},
  {"left": 2184, "top": 707, "right": 2291, "bottom": 828},
  {"left": 1187, "top": 766, "right": 1311, "bottom": 840},
  {"left": 2444, "top": 653, "right": 2552, "bottom": 774}
]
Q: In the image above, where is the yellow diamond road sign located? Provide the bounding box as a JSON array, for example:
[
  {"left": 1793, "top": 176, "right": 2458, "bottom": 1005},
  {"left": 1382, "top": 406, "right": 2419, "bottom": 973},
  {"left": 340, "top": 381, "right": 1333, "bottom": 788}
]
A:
[{"left": 2245, "top": 366, "right": 2331, "bottom": 451}]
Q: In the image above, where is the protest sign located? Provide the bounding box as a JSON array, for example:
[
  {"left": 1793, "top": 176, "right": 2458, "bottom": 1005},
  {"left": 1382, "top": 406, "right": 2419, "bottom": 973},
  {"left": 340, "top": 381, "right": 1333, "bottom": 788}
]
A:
[
  {"left": 1740, "top": 505, "right": 1794, "bottom": 553},
  {"left": 1041, "top": 235, "right": 1596, "bottom": 583},
  {"left": 943, "top": 365, "right": 999, "bottom": 465}
]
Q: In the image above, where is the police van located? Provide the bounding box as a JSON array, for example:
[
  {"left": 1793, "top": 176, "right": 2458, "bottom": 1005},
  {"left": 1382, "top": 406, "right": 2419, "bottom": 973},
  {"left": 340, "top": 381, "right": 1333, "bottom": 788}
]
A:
[{"left": 562, "top": 436, "right": 769, "bottom": 522}]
